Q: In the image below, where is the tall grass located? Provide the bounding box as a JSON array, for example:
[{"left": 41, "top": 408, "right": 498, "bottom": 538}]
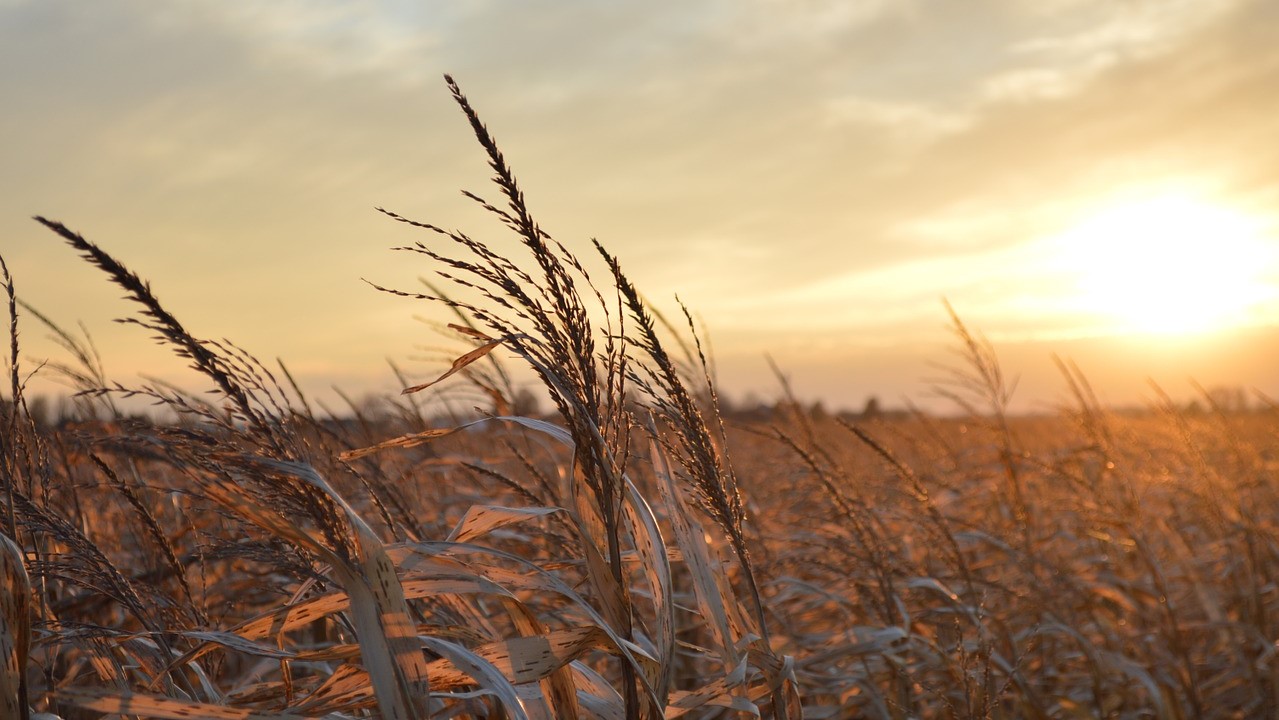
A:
[{"left": 0, "top": 76, "right": 1276, "bottom": 719}]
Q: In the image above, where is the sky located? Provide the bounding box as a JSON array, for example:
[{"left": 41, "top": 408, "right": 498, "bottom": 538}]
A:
[{"left": 3, "top": 0, "right": 1279, "bottom": 414}]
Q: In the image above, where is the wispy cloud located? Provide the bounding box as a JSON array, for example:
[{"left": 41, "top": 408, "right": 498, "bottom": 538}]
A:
[{"left": 3, "top": 0, "right": 1277, "bottom": 408}]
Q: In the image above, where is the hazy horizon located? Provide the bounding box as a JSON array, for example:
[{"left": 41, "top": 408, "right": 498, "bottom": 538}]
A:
[{"left": 5, "top": 1, "right": 1279, "bottom": 415}]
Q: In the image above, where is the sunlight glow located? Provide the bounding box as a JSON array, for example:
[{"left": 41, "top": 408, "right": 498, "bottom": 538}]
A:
[{"left": 1054, "top": 194, "right": 1277, "bottom": 335}]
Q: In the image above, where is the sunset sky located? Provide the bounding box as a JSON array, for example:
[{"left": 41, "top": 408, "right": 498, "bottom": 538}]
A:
[{"left": 4, "top": 0, "right": 1279, "bottom": 413}]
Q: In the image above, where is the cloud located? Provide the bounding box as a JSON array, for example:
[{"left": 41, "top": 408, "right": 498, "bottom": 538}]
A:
[
  {"left": 874, "top": 0, "right": 1279, "bottom": 244},
  {"left": 823, "top": 95, "right": 970, "bottom": 147},
  {"left": 3, "top": 0, "right": 1277, "bottom": 407}
]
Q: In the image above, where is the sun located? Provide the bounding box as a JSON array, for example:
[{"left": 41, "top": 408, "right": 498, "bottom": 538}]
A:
[{"left": 1053, "top": 193, "right": 1276, "bottom": 335}]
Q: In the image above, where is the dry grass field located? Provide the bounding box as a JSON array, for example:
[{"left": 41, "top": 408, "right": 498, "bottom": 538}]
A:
[{"left": 2, "top": 78, "right": 1278, "bottom": 719}]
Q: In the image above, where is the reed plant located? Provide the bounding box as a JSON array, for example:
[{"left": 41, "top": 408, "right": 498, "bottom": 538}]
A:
[{"left": 0, "top": 76, "right": 1275, "bottom": 719}]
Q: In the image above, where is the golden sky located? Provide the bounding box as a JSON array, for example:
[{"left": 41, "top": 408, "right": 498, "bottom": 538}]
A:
[{"left": 4, "top": 0, "right": 1278, "bottom": 413}]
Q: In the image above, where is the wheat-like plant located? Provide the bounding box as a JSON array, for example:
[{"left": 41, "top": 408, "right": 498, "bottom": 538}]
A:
[{"left": 0, "top": 76, "right": 1274, "bottom": 720}]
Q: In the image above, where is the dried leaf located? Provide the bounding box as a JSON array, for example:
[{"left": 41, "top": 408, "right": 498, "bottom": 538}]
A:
[
  {"left": 402, "top": 338, "right": 505, "bottom": 395},
  {"left": 429, "top": 627, "right": 608, "bottom": 686},
  {"left": 248, "top": 459, "right": 433, "bottom": 720},
  {"left": 57, "top": 687, "right": 317, "bottom": 720},
  {"left": 650, "top": 437, "right": 739, "bottom": 665},
  {"left": 448, "top": 323, "right": 494, "bottom": 341},
  {"left": 664, "top": 658, "right": 754, "bottom": 718},
  {"left": 446, "top": 505, "right": 561, "bottom": 544},
  {"left": 339, "top": 426, "right": 462, "bottom": 461},
  {"left": 622, "top": 479, "right": 674, "bottom": 706},
  {"left": 420, "top": 636, "right": 530, "bottom": 720}
]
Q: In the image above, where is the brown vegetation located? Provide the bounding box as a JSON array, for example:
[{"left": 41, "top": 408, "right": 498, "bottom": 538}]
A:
[{"left": 2, "top": 78, "right": 1277, "bottom": 719}]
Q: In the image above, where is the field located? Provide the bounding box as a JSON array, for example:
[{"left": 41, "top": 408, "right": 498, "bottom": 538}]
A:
[{"left": 2, "top": 78, "right": 1278, "bottom": 719}]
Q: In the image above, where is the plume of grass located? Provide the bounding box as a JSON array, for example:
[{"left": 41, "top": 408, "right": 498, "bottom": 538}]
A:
[
  {"left": 932, "top": 300, "right": 1031, "bottom": 546},
  {"left": 355, "top": 74, "right": 813, "bottom": 717},
  {"left": 1, "top": 255, "right": 26, "bottom": 537},
  {"left": 28, "top": 220, "right": 439, "bottom": 718},
  {"left": 33, "top": 218, "right": 298, "bottom": 456},
  {"left": 597, "top": 246, "right": 800, "bottom": 718},
  {"left": 367, "top": 74, "right": 660, "bottom": 717}
]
